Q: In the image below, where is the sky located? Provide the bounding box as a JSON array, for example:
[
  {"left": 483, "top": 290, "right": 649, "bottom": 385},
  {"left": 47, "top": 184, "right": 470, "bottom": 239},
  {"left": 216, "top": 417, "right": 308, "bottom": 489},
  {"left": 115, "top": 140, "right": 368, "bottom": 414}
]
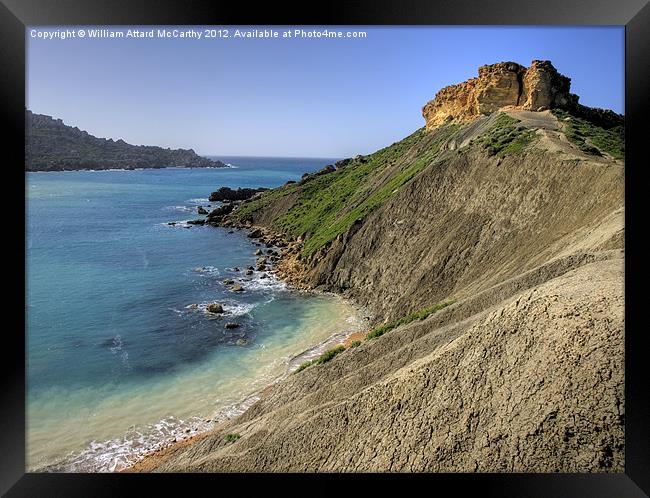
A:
[{"left": 27, "top": 26, "right": 624, "bottom": 158}]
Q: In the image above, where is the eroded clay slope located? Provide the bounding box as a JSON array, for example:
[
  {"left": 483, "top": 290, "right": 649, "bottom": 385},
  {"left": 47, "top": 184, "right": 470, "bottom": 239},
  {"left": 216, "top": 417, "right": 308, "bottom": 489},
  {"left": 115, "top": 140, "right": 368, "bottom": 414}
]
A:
[
  {"left": 301, "top": 145, "right": 623, "bottom": 322},
  {"left": 156, "top": 255, "right": 623, "bottom": 472}
]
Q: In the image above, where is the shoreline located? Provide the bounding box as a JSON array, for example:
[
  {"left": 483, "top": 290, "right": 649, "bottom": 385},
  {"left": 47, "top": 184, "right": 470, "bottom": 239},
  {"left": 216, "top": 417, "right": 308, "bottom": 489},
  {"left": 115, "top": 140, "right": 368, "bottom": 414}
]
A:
[{"left": 120, "top": 221, "right": 369, "bottom": 473}]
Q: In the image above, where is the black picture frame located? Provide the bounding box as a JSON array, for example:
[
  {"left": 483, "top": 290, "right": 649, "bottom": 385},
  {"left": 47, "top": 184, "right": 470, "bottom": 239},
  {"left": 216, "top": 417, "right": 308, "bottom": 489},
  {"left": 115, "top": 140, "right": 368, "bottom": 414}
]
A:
[{"left": 3, "top": 0, "right": 648, "bottom": 495}]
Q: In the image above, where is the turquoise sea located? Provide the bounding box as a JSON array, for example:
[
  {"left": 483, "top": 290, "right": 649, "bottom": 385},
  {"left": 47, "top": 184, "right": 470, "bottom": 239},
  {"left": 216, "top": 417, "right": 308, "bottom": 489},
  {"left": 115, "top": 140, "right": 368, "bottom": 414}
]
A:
[{"left": 26, "top": 157, "right": 364, "bottom": 472}]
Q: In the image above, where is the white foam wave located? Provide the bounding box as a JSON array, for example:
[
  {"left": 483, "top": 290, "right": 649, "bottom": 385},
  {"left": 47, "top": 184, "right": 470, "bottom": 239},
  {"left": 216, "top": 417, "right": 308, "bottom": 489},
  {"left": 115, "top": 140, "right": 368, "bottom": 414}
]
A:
[
  {"left": 191, "top": 266, "right": 221, "bottom": 276},
  {"left": 243, "top": 273, "right": 287, "bottom": 292},
  {"left": 222, "top": 302, "right": 256, "bottom": 316},
  {"left": 183, "top": 301, "right": 257, "bottom": 317},
  {"left": 163, "top": 205, "right": 194, "bottom": 213},
  {"left": 186, "top": 198, "right": 209, "bottom": 205},
  {"left": 160, "top": 220, "right": 201, "bottom": 229},
  {"left": 39, "top": 415, "right": 215, "bottom": 472}
]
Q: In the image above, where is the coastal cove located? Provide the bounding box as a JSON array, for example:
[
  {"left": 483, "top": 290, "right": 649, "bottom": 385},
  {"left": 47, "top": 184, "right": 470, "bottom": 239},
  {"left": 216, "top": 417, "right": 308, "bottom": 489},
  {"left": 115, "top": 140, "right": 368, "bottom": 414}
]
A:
[{"left": 26, "top": 157, "right": 367, "bottom": 472}]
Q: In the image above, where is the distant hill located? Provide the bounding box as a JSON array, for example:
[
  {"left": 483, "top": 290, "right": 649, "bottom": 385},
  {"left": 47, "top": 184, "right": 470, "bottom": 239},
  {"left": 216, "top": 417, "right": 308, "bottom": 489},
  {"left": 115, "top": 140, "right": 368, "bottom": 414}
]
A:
[{"left": 25, "top": 110, "right": 226, "bottom": 171}]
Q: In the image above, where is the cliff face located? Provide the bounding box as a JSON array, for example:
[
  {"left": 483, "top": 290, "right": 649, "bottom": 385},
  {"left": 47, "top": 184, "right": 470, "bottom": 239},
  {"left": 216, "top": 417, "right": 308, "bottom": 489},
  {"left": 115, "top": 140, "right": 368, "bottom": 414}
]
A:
[
  {"left": 145, "top": 61, "right": 625, "bottom": 473},
  {"left": 422, "top": 60, "right": 578, "bottom": 129},
  {"left": 25, "top": 110, "right": 226, "bottom": 171}
]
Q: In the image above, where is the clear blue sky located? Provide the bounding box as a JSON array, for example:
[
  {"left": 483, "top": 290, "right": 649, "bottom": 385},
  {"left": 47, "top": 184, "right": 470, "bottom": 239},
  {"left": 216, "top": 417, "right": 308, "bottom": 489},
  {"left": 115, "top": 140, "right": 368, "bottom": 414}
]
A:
[{"left": 27, "top": 26, "right": 624, "bottom": 158}]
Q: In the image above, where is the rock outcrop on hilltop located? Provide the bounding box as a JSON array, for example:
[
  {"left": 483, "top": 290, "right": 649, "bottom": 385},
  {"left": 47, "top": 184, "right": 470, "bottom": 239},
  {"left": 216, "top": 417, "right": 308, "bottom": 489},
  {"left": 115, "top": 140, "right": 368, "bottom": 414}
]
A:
[
  {"left": 422, "top": 60, "right": 582, "bottom": 129},
  {"left": 25, "top": 110, "right": 226, "bottom": 171},
  {"left": 136, "top": 61, "right": 625, "bottom": 473}
]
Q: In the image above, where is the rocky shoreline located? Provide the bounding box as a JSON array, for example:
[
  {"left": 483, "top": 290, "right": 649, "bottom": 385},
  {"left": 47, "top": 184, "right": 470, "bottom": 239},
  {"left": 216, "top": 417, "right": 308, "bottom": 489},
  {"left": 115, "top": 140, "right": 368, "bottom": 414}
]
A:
[{"left": 120, "top": 199, "right": 369, "bottom": 473}]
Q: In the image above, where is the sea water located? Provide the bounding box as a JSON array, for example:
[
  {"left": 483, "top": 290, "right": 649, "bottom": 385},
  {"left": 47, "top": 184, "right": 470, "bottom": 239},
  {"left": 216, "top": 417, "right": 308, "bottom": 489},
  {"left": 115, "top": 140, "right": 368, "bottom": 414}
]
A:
[{"left": 26, "top": 157, "right": 363, "bottom": 472}]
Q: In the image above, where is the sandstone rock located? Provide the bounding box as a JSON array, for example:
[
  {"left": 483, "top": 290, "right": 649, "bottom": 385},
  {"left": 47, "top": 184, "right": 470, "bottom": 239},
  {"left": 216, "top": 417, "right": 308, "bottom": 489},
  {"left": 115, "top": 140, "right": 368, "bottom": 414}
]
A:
[
  {"left": 197, "top": 206, "right": 208, "bottom": 215},
  {"left": 246, "top": 269, "right": 254, "bottom": 276},
  {"left": 231, "top": 285, "right": 244, "bottom": 292},
  {"left": 248, "top": 229, "right": 263, "bottom": 239},
  {"left": 422, "top": 60, "right": 578, "bottom": 130},
  {"left": 255, "top": 249, "right": 263, "bottom": 256}
]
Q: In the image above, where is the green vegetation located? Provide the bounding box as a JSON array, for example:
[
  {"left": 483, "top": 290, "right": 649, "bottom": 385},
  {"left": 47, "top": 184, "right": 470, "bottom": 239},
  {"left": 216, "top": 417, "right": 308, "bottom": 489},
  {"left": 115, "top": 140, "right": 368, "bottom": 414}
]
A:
[
  {"left": 294, "top": 361, "right": 313, "bottom": 374},
  {"left": 475, "top": 113, "right": 536, "bottom": 157},
  {"left": 231, "top": 183, "right": 298, "bottom": 222},
  {"left": 236, "top": 124, "right": 460, "bottom": 258},
  {"left": 224, "top": 433, "right": 241, "bottom": 443},
  {"left": 294, "top": 344, "right": 347, "bottom": 373},
  {"left": 366, "top": 300, "right": 455, "bottom": 340},
  {"left": 294, "top": 301, "right": 456, "bottom": 374},
  {"left": 552, "top": 109, "right": 624, "bottom": 160}
]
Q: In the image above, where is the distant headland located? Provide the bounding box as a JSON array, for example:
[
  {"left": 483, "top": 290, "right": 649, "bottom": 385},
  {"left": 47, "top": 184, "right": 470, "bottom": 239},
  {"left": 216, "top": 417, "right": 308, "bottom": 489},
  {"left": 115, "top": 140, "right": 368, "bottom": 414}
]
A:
[{"left": 25, "top": 110, "right": 226, "bottom": 171}]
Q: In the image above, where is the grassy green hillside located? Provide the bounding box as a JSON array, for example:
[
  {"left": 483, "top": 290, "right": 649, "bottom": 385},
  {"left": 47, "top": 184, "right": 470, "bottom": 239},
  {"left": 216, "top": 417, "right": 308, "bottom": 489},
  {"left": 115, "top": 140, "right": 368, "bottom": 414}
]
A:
[
  {"left": 231, "top": 109, "right": 622, "bottom": 259},
  {"left": 233, "top": 124, "right": 461, "bottom": 257}
]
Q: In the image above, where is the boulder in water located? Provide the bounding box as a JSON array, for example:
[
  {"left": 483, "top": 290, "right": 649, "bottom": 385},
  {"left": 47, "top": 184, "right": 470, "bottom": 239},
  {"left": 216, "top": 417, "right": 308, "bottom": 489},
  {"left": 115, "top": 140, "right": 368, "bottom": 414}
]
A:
[{"left": 206, "top": 303, "right": 224, "bottom": 314}]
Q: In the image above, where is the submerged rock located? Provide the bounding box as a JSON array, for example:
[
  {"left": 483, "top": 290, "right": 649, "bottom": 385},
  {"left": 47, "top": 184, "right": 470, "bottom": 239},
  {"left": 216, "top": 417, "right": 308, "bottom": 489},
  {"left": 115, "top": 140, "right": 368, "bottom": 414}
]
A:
[
  {"left": 223, "top": 279, "right": 235, "bottom": 285},
  {"left": 225, "top": 322, "right": 240, "bottom": 329}
]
